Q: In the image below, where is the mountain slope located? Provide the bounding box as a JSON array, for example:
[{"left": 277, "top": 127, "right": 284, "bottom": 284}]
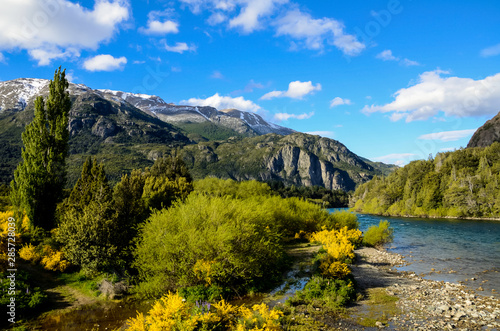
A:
[
  {"left": 467, "top": 111, "right": 500, "bottom": 148},
  {"left": 0, "top": 78, "right": 190, "bottom": 184},
  {"left": 182, "top": 132, "right": 386, "bottom": 191},
  {"left": 99, "top": 89, "right": 295, "bottom": 139},
  {"left": 0, "top": 78, "right": 392, "bottom": 191}
]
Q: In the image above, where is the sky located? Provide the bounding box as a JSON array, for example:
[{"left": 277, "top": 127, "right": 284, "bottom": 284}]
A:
[{"left": 0, "top": 0, "right": 499, "bottom": 166}]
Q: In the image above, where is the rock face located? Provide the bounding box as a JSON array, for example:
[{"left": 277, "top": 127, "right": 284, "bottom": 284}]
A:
[
  {"left": 468, "top": 111, "right": 500, "bottom": 148},
  {"left": 182, "top": 133, "right": 380, "bottom": 191}
]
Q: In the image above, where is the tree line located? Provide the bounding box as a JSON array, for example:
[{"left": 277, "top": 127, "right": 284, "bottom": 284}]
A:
[{"left": 351, "top": 143, "right": 500, "bottom": 218}]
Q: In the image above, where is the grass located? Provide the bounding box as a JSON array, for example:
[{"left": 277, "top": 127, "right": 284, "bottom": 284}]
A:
[
  {"left": 57, "top": 272, "right": 107, "bottom": 298},
  {"left": 355, "top": 288, "right": 399, "bottom": 327}
]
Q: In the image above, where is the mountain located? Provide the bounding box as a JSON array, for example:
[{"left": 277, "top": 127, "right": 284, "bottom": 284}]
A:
[
  {"left": 0, "top": 78, "right": 190, "bottom": 184},
  {"left": 0, "top": 77, "right": 392, "bottom": 191},
  {"left": 182, "top": 132, "right": 388, "bottom": 191},
  {"left": 98, "top": 89, "right": 295, "bottom": 140},
  {"left": 467, "top": 111, "right": 500, "bottom": 148}
]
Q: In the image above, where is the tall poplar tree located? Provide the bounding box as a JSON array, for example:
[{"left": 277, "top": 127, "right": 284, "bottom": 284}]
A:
[{"left": 10, "top": 67, "right": 71, "bottom": 230}]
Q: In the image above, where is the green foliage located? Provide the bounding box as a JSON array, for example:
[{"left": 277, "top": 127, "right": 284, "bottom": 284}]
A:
[
  {"left": 133, "top": 193, "right": 290, "bottom": 298},
  {"left": 362, "top": 220, "right": 394, "bottom": 247},
  {"left": 10, "top": 68, "right": 71, "bottom": 230},
  {"left": 351, "top": 143, "right": 500, "bottom": 218},
  {"left": 194, "top": 177, "right": 272, "bottom": 199},
  {"left": 286, "top": 276, "right": 356, "bottom": 309},
  {"left": 57, "top": 158, "right": 116, "bottom": 274},
  {"left": 176, "top": 121, "right": 245, "bottom": 141},
  {"left": 267, "top": 181, "right": 350, "bottom": 208},
  {"left": 0, "top": 184, "right": 10, "bottom": 212},
  {"left": 0, "top": 271, "right": 47, "bottom": 324}
]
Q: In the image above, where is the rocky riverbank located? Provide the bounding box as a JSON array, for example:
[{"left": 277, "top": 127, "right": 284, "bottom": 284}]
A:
[{"left": 348, "top": 247, "right": 500, "bottom": 330}]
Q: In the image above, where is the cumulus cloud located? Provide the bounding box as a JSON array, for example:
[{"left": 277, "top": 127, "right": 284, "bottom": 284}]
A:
[
  {"left": 330, "top": 97, "right": 352, "bottom": 108},
  {"left": 0, "top": 52, "right": 6, "bottom": 64},
  {"left": 372, "top": 153, "right": 417, "bottom": 166},
  {"left": 274, "top": 9, "right": 365, "bottom": 55},
  {"left": 229, "top": 0, "right": 287, "bottom": 33},
  {"left": 179, "top": 0, "right": 286, "bottom": 32},
  {"left": 0, "top": 0, "right": 129, "bottom": 65},
  {"left": 261, "top": 80, "right": 321, "bottom": 100},
  {"left": 376, "top": 49, "right": 419, "bottom": 66},
  {"left": 376, "top": 49, "right": 398, "bottom": 61},
  {"left": 164, "top": 42, "right": 196, "bottom": 53},
  {"left": 305, "top": 130, "right": 334, "bottom": 138},
  {"left": 480, "top": 43, "right": 500, "bottom": 57},
  {"left": 83, "top": 54, "right": 127, "bottom": 71},
  {"left": 274, "top": 111, "right": 314, "bottom": 121},
  {"left": 362, "top": 70, "right": 500, "bottom": 122},
  {"left": 418, "top": 129, "right": 477, "bottom": 142},
  {"left": 139, "top": 10, "right": 179, "bottom": 35},
  {"left": 181, "top": 93, "right": 262, "bottom": 113}
]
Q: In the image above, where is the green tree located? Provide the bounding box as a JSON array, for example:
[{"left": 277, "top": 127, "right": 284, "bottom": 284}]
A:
[
  {"left": 58, "top": 158, "right": 116, "bottom": 274},
  {"left": 10, "top": 68, "right": 71, "bottom": 230}
]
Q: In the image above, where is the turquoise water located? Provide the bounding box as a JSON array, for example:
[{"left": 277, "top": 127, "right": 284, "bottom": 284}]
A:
[{"left": 330, "top": 209, "right": 500, "bottom": 297}]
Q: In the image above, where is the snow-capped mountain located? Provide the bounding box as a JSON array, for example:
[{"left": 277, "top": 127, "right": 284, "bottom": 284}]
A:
[{"left": 97, "top": 89, "right": 295, "bottom": 137}]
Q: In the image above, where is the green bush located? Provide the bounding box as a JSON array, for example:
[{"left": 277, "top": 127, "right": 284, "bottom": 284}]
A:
[
  {"left": 362, "top": 220, "right": 394, "bottom": 247},
  {"left": 287, "top": 276, "right": 356, "bottom": 309},
  {"left": 133, "top": 193, "right": 289, "bottom": 298}
]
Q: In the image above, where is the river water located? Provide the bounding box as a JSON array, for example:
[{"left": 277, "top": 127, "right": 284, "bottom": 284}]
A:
[{"left": 347, "top": 210, "right": 500, "bottom": 297}]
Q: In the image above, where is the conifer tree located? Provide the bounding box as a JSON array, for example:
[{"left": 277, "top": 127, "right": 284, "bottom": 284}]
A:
[{"left": 10, "top": 67, "right": 71, "bottom": 230}]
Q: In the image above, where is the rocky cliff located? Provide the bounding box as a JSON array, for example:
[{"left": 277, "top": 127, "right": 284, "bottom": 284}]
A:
[
  {"left": 181, "top": 133, "right": 384, "bottom": 191},
  {"left": 467, "top": 111, "right": 500, "bottom": 148}
]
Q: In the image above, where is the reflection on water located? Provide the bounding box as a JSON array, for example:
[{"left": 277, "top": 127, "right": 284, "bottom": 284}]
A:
[{"left": 335, "top": 209, "right": 500, "bottom": 297}]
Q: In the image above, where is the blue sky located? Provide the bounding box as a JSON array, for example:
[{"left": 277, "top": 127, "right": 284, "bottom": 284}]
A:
[{"left": 1, "top": 0, "right": 499, "bottom": 165}]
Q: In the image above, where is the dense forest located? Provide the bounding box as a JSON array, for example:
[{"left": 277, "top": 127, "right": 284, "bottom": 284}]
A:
[{"left": 351, "top": 143, "right": 500, "bottom": 218}]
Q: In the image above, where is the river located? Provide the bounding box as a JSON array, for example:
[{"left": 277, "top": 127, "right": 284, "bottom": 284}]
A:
[{"left": 345, "top": 210, "right": 500, "bottom": 297}]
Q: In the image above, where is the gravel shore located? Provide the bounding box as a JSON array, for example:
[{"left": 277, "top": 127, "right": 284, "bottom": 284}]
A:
[{"left": 348, "top": 247, "right": 500, "bottom": 330}]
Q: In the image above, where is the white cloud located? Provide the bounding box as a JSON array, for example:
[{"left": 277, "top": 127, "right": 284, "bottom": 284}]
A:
[
  {"left": 83, "top": 54, "right": 127, "bottom": 71},
  {"left": 139, "top": 20, "right": 179, "bottom": 35},
  {"left": 274, "top": 9, "right": 365, "bottom": 55},
  {"left": 164, "top": 42, "right": 196, "bottom": 53},
  {"left": 372, "top": 153, "right": 417, "bottom": 166},
  {"left": 401, "top": 58, "right": 419, "bottom": 66},
  {"left": 0, "top": 52, "right": 6, "bottom": 63},
  {"left": 376, "top": 50, "right": 419, "bottom": 66},
  {"left": 330, "top": 97, "right": 352, "bottom": 108},
  {"left": 305, "top": 130, "right": 334, "bottom": 138},
  {"left": 139, "top": 9, "right": 179, "bottom": 35},
  {"left": 362, "top": 70, "right": 500, "bottom": 122},
  {"left": 181, "top": 93, "right": 262, "bottom": 113},
  {"left": 211, "top": 70, "right": 224, "bottom": 79},
  {"left": 0, "top": 0, "right": 129, "bottom": 65},
  {"left": 418, "top": 129, "right": 477, "bottom": 142},
  {"left": 376, "top": 50, "right": 398, "bottom": 61},
  {"left": 261, "top": 80, "right": 321, "bottom": 100},
  {"left": 274, "top": 111, "right": 314, "bottom": 121},
  {"left": 480, "top": 43, "right": 500, "bottom": 57},
  {"left": 229, "top": 0, "right": 287, "bottom": 33}
]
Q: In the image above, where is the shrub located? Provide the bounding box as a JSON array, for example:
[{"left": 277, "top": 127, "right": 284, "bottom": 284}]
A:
[
  {"left": 19, "top": 244, "right": 41, "bottom": 264},
  {"left": 126, "top": 292, "right": 282, "bottom": 331},
  {"left": 287, "top": 276, "right": 356, "bottom": 309},
  {"left": 362, "top": 220, "right": 394, "bottom": 247}
]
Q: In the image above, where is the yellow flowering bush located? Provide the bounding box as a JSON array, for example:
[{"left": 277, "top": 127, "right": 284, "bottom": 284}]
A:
[
  {"left": 311, "top": 226, "right": 361, "bottom": 279},
  {"left": 19, "top": 243, "right": 42, "bottom": 263},
  {"left": 19, "top": 243, "right": 70, "bottom": 272},
  {"left": 40, "top": 245, "right": 70, "bottom": 272},
  {"left": 237, "top": 303, "right": 282, "bottom": 331},
  {"left": 193, "top": 259, "right": 216, "bottom": 285},
  {"left": 127, "top": 293, "right": 283, "bottom": 331}
]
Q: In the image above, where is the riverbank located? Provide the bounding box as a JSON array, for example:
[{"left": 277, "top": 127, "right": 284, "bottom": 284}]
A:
[
  {"left": 350, "top": 209, "right": 500, "bottom": 222},
  {"left": 347, "top": 247, "right": 500, "bottom": 330}
]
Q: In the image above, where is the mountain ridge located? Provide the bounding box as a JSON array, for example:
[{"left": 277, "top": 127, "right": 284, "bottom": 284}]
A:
[{"left": 0, "top": 77, "right": 394, "bottom": 190}]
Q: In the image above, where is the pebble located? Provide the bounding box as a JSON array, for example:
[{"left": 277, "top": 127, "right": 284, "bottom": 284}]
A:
[{"left": 354, "top": 248, "right": 500, "bottom": 330}]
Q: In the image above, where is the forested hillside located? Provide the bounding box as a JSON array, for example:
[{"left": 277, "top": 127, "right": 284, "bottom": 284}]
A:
[{"left": 351, "top": 143, "right": 500, "bottom": 218}]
